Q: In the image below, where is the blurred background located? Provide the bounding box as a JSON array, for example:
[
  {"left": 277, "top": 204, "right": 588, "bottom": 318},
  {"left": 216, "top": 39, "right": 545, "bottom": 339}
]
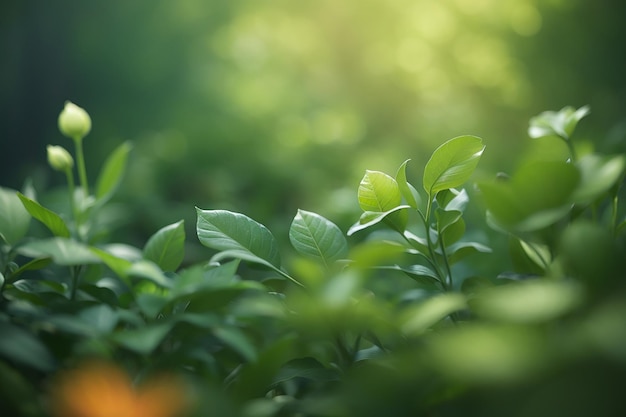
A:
[{"left": 2, "top": 0, "right": 626, "bottom": 250}]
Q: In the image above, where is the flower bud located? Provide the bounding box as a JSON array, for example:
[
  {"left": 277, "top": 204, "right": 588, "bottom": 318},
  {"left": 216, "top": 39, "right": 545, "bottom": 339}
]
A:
[
  {"left": 47, "top": 145, "right": 74, "bottom": 172},
  {"left": 58, "top": 101, "right": 91, "bottom": 141}
]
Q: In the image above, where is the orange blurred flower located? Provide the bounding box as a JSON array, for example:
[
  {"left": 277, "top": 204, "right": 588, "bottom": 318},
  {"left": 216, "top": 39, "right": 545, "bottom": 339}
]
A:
[{"left": 49, "top": 361, "right": 190, "bottom": 417}]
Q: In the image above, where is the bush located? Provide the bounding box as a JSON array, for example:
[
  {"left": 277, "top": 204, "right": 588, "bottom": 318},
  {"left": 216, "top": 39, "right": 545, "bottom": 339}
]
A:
[{"left": 1, "top": 104, "right": 625, "bottom": 417}]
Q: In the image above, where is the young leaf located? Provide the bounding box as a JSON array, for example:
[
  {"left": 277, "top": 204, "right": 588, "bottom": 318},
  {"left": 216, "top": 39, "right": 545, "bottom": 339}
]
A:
[
  {"left": 346, "top": 205, "right": 411, "bottom": 236},
  {"left": 0, "top": 187, "right": 31, "bottom": 245},
  {"left": 400, "top": 293, "right": 467, "bottom": 335},
  {"left": 358, "top": 170, "right": 403, "bottom": 212},
  {"left": 143, "top": 220, "right": 185, "bottom": 271},
  {"left": 196, "top": 208, "right": 281, "bottom": 269},
  {"left": 396, "top": 160, "right": 421, "bottom": 209},
  {"left": 289, "top": 209, "right": 348, "bottom": 267},
  {"left": 423, "top": 136, "right": 485, "bottom": 197},
  {"left": 17, "top": 193, "right": 70, "bottom": 238},
  {"left": 529, "top": 105, "right": 590, "bottom": 140},
  {"left": 95, "top": 141, "right": 133, "bottom": 201}
]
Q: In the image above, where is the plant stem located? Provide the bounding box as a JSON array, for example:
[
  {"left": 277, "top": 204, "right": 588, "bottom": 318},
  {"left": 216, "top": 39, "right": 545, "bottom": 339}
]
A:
[
  {"left": 70, "top": 265, "right": 82, "bottom": 300},
  {"left": 64, "top": 167, "right": 79, "bottom": 230},
  {"left": 74, "top": 138, "right": 89, "bottom": 196}
]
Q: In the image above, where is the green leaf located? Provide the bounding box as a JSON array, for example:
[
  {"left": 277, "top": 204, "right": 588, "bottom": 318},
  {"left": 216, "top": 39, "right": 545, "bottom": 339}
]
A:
[
  {"left": 128, "top": 260, "right": 172, "bottom": 288},
  {"left": 380, "top": 264, "right": 441, "bottom": 291},
  {"left": 423, "top": 136, "right": 485, "bottom": 197},
  {"left": 17, "top": 193, "right": 70, "bottom": 238},
  {"left": 479, "top": 161, "right": 580, "bottom": 231},
  {"left": 396, "top": 159, "right": 421, "bottom": 209},
  {"left": 6, "top": 257, "right": 52, "bottom": 282},
  {"left": 289, "top": 209, "right": 348, "bottom": 267},
  {"left": 196, "top": 208, "right": 281, "bottom": 269},
  {"left": 358, "top": 170, "right": 403, "bottom": 212},
  {"left": 143, "top": 220, "right": 185, "bottom": 271},
  {"left": 445, "top": 241, "right": 491, "bottom": 264},
  {"left": 572, "top": 154, "right": 626, "bottom": 203},
  {"left": 0, "top": 322, "right": 55, "bottom": 371},
  {"left": 90, "top": 247, "right": 133, "bottom": 282},
  {"left": 212, "top": 326, "right": 257, "bottom": 362},
  {"left": 347, "top": 206, "right": 411, "bottom": 236},
  {"left": 112, "top": 322, "right": 173, "bottom": 354},
  {"left": 400, "top": 293, "right": 467, "bottom": 335},
  {"left": 16, "top": 238, "right": 101, "bottom": 265},
  {"left": 529, "top": 105, "right": 590, "bottom": 140},
  {"left": 436, "top": 188, "right": 469, "bottom": 212},
  {"left": 0, "top": 187, "right": 31, "bottom": 245},
  {"left": 470, "top": 280, "right": 583, "bottom": 323},
  {"left": 95, "top": 141, "right": 133, "bottom": 201}
]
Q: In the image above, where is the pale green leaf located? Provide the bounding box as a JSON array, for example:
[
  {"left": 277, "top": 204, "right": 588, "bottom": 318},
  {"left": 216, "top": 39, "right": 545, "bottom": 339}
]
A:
[
  {"left": 17, "top": 238, "right": 101, "bottom": 265},
  {"left": 358, "top": 170, "right": 403, "bottom": 212},
  {"left": 396, "top": 159, "right": 421, "bottom": 209},
  {"left": 423, "top": 136, "right": 485, "bottom": 197},
  {"left": 0, "top": 187, "right": 31, "bottom": 245}
]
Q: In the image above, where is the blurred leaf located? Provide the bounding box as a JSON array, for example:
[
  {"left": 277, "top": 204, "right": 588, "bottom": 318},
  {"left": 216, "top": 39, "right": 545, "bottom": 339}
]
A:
[
  {"left": 347, "top": 206, "right": 411, "bottom": 236},
  {"left": 0, "top": 187, "right": 31, "bottom": 245},
  {"left": 289, "top": 209, "right": 348, "bottom": 267},
  {"left": 395, "top": 159, "right": 421, "bottom": 209},
  {"left": 423, "top": 136, "right": 485, "bottom": 197},
  {"left": 90, "top": 247, "right": 133, "bottom": 282},
  {"left": 445, "top": 241, "right": 491, "bottom": 264},
  {"left": 572, "top": 154, "right": 626, "bottom": 203},
  {"left": 136, "top": 293, "right": 169, "bottom": 318},
  {"left": 272, "top": 357, "right": 339, "bottom": 386},
  {"left": 17, "top": 193, "right": 70, "bottom": 238},
  {"left": 79, "top": 304, "right": 118, "bottom": 333},
  {"left": 6, "top": 257, "right": 52, "bottom": 282},
  {"left": 212, "top": 326, "right": 257, "bottom": 362},
  {"left": 400, "top": 293, "right": 466, "bottom": 335},
  {"left": 529, "top": 105, "right": 590, "bottom": 140},
  {"left": 128, "top": 260, "right": 172, "bottom": 288},
  {"left": 95, "top": 141, "right": 133, "bottom": 202},
  {"left": 143, "top": 220, "right": 185, "bottom": 271},
  {"left": 112, "top": 322, "right": 173, "bottom": 354},
  {"left": 479, "top": 161, "right": 580, "bottom": 231},
  {"left": 0, "top": 322, "right": 55, "bottom": 371},
  {"left": 171, "top": 261, "right": 240, "bottom": 298},
  {"left": 428, "top": 324, "right": 544, "bottom": 384},
  {"left": 380, "top": 264, "right": 441, "bottom": 291},
  {"left": 17, "top": 238, "right": 101, "bottom": 265},
  {"left": 196, "top": 208, "right": 281, "bottom": 269},
  {"left": 470, "top": 280, "right": 583, "bottom": 323}
]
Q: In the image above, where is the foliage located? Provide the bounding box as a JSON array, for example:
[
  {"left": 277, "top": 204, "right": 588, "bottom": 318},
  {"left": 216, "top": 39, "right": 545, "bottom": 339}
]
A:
[{"left": 1, "top": 104, "right": 626, "bottom": 417}]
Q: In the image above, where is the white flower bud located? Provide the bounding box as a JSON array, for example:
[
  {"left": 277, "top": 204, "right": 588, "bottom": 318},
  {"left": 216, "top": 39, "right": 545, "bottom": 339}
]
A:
[
  {"left": 58, "top": 101, "right": 91, "bottom": 141},
  {"left": 47, "top": 145, "right": 74, "bottom": 172}
]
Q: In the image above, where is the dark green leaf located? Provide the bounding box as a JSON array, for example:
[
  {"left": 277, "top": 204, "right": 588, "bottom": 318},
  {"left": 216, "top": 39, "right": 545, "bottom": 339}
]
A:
[
  {"left": 423, "top": 136, "right": 485, "bottom": 197},
  {"left": 112, "top": 322, "right": 173, "bottom": 354},
  {"left": 212, "top": 326, "right": 257, "bottom": 362},
  {"left": 0, "top": 322, "right": 55, "bottom": 371},
  {"left": 143, "top": 220, "right": 185, "bottom": 271},
  {"left": 17, "top": 193, "right": 70, "bottom": 238}
]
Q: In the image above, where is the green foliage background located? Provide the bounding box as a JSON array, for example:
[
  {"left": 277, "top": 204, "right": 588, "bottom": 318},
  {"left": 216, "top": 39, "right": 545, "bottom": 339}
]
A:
[{"left": 2, "top": 0, "right": 626, "bottom": 243}]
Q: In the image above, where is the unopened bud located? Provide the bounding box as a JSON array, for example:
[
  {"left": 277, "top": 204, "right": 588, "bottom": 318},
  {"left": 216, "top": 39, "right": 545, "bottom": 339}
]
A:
[
  {"left": 58, "top": 101, "right": 91, "bottom": 141},
  {"left": 47, "top": 145, "right": 74, "bottom": 172}
]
